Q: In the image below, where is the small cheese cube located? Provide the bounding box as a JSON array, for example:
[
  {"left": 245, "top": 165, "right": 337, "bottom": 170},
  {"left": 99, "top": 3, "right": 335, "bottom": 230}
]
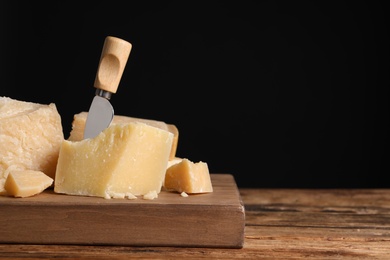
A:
[
  {"left": 4, "top": 170, "right": 53, "bottom": 198},
  {"left": 164, "top": 158, "right": 213, "bottom": 194},
  {"left": 54, "top": 122, "right": 173, "bottom": 199},
  {"left": 68, "top": 112, "right": 179, "bottom": 159}
]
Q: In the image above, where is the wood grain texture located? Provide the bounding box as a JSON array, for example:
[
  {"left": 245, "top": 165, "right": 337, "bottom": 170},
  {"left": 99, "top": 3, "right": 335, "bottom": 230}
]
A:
[
  {"left": 1, "top": 187, "right": 390, "bottom": 259},
  {"left": 241, "top": 189, "right": 390, "bottom": 259},
  {"left": 0, "top": 174, "right": 245, "bottom": 249}
]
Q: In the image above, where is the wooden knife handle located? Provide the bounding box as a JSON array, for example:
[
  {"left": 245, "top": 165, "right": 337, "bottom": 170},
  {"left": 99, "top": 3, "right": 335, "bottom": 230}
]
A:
[{"left": 94, "top": 36, "right": 132, "bottom": 93}]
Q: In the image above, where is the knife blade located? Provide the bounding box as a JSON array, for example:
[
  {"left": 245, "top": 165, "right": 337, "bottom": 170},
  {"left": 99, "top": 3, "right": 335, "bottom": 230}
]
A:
[{"left": 84, "top": 36, "right": 132, "bottom": 139}]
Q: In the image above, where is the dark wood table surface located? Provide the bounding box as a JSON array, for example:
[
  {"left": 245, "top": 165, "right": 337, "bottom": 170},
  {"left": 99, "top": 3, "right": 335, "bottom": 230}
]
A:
[{"left": 1, "top": 188, "right": 389, "bottom": 259}]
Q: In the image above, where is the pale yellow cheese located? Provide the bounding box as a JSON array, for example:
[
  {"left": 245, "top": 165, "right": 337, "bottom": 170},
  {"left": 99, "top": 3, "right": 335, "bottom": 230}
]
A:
[
  {"left": 0, "top": 96, "right": 64, "bottom": 192},
  {"left": 54, "top": 122, "right": 174, "bottom": 199},
  {"left": 180, "top": 191, "right": 189, "bottom": 197},
  {"left": 143, "top": 190, "right": 158, "bottom": 200},
  {"left": 4, "top": 170, "right": 53, "bottom": 198},
  {"left": 68, "top": 111, "right": 179, "bottom": 160},
  {"left": 167, "top": 157, "right": 183, "bottom": 168},
  {"left": 164, "top": 158, "right": 213, "bottom": 194},
  {"left": 0, "top": 179, "right": 6, "bottom": 195}
]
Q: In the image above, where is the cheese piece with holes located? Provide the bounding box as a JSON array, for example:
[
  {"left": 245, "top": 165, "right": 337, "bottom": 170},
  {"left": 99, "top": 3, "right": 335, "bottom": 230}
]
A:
[
  {"left": 164, "top": 158, "right": 213, "bottom": 194},
  {"left": 68, "top": 111, "right": 179, "bottom": 160},
  {"left": 4, "top": 170, "right": 54, "bottom": 198},
  {"left": 0, "top": 96, "right": 64, "bottom": 188},
  {"left": 54, "top": 122, "right": 173, "bottom": 199}
]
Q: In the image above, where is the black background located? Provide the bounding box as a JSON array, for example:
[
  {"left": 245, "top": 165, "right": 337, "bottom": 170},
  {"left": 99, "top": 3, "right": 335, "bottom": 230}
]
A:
[{"left": 1, "top": 1, "right": 388, "bottom": 188}]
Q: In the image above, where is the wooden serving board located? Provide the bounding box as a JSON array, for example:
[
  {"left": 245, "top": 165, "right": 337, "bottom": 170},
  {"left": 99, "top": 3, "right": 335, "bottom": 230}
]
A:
[{"left": 0, "top": 174, "right": 245, "bottom": 248}]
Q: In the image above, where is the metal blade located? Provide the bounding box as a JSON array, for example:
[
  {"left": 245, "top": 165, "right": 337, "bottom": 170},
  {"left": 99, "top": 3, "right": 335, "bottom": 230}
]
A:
[{"left": 83, "top": 96, "right": 114, "bottom": 139}]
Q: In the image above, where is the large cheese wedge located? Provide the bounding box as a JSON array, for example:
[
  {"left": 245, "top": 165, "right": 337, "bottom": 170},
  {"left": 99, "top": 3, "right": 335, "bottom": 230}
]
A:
[
  {"left": 54, "top": 122, "right": 174, "bottom": 199},
  {"left": 164, "top": 158, "right": 213, "bottom": 194},
  {"left": 0, "top": 96, "right": 64, "bottom": 187},
  {"left": 4, "top": 170, "right": 53, "bottom": 198},
  {"left": 68, "top": 111, "right": 179, "bottom": 160}
]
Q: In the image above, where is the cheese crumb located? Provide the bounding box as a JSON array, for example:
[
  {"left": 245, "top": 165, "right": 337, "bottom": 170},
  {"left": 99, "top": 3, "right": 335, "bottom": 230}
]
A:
[
  {"left": 125, "top": 193, "right": 137, "bottom": 200},
  {"left": 180, "top": 192, "right": 188, "bottom": 197},
  {"left": 143, "top": 190, "right": 158, "bottom": 200},
  {"left": 106, "top": 191, "right": 125, "bottom": 199}
]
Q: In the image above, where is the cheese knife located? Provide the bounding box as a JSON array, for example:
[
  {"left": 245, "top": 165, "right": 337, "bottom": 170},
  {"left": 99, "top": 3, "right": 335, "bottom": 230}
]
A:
[{"left": 84, "top": 36, "right": 132, "bottom": 139}]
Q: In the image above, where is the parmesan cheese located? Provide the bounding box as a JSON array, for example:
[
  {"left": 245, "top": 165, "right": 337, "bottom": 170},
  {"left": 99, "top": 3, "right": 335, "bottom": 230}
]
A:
[
  {"left": 0, "top": 96, "right": 64, "bottom": 193},
  {"left": 68, "top": 111, "right": 178, "bottom": 160},
  {"left": 4, "top": 170, "right": 53, "bottom": 198},
  {"left": 54, "top": 122, "right": 173, "bottom": 199},
  {"left": 167, "top": 157, "right": 183, "bottom": 168},
  {"left": 164, "top": 158, "right": 213, "bottom": 194},
  {"left": 180, "top": 191, "right": 189, "bottom": 197}
]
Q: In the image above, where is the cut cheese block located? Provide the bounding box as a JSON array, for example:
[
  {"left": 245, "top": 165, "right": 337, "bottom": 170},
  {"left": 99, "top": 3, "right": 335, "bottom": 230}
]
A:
[
  {"left": 68, "top": 111, "right": 178, "bottom": 160},
  {"left": 167, "top": 157, "right": 183, "bottom": 169},
  {"left": 4, "top": 170, "right": 54, "bottom": 198},
  {"left": 164, "top": 158, "right": 213, "bottom": 194},
  {"left": 0, "top": 96, "right": 64, "bottom": 187},
  {"left": 54, "top": 122, "right": 174, "bottom": 199}
]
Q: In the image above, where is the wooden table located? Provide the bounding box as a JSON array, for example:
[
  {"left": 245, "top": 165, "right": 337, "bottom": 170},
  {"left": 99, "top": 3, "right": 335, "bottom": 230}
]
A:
[{"left": 1, "top": 188, "right": 389, "bottom": 259}]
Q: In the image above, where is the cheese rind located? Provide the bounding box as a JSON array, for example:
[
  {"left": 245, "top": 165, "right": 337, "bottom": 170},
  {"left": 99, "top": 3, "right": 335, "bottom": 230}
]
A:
[
  {"left": 164, "top": 158, "right": 213, "bottom": 194},
  {"left": 68, "top": 112, "right": 178, "bottom": 159},
  {"left": 4, "top": 170, "right": 54, "bottom": 198},
  {"left": 0, "top": 96, "right": 64, "bottom": 184},
  {"left": 54, "top": 122, "right": 174, "bottom": 199}
]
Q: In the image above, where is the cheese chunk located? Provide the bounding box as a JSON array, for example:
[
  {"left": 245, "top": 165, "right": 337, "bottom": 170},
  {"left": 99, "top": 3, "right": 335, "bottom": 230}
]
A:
[
  {"left": 167, "top": 157, "right": 183, "bottom": 168},
  {"left": 54, "top": 122, "right": 174, "bottom": 199},
  {"left": 68, "top": 111, "right": 178, "bottom": 160},
  {"left": 4, "top": 170, "right": 53, "bottom": 198},
  {"left": 164, "top": 158, "right": 213, "bottom": 194},
  {"left": 0, "top": 97, "right": 64, "bottom": 187}
]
